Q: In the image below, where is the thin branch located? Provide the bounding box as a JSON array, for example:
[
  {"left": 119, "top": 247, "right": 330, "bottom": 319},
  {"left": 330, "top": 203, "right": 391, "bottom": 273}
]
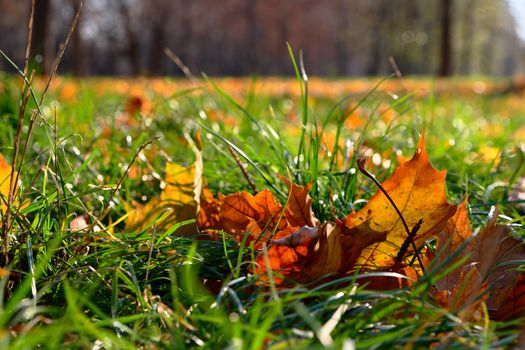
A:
[{"left": 164, "top": 48, "right": 199, "bottom": 84}]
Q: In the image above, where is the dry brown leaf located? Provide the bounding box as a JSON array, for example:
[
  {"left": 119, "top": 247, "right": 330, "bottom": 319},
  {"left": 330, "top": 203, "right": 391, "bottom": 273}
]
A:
[
  {"left": 435, "top": 197, "right": 472, "bottom": 294},
  {"left": 219, "top": 190, "right": 292, "bottom": 248},
  {"left": 254, "top": 219, "right": 388, "bottom": 284},
  {"left": 432, "top": 202, "right": 490, "bottom": 321},
  {"left": 197, "top": 185, "right": 222, "bottom": 231},
  {"left": 254, "top": 226, "right": 319, "bottom": 283},
  {"left": 279, "top": 175, "right": 319, "bottom": 228},
  {"left": 434, "top": 204, "right": 525, "bottom": 321},
  {"left": 215, "top": 174, "right": 320, "bottom": 249},
  {"left": 476, "top": 220, "right": 525, "bottom": 319},
  {"left": 492, "top": 273, "right": 525, "bottom": 321}
]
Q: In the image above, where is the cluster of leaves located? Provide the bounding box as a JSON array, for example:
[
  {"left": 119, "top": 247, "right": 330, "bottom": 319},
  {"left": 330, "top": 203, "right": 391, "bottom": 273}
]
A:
[{"left": 110, "top": 130, "right": 525, "bottom": 328}]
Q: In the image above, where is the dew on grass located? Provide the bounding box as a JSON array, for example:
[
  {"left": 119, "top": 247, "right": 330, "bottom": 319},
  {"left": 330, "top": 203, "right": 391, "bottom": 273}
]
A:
[{"left": 372, "top": 153, "right": 382, "bottom": 166}]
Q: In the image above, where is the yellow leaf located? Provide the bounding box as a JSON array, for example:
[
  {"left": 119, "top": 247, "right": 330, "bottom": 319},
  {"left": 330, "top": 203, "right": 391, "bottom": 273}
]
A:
[
  {"left": 162, "top": 162, "right": 199, "bottom": 205},
  {"left": 0, "top": 153, "right": 16, "bottom": 216},
  {"left": 126, "top": 157, "right": 202, "bottom": 233}
]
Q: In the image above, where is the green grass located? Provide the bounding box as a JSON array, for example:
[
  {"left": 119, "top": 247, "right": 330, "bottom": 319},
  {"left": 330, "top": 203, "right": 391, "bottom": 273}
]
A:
[{"left": 0, "top": 67, "right": 524, "bottom": 349}]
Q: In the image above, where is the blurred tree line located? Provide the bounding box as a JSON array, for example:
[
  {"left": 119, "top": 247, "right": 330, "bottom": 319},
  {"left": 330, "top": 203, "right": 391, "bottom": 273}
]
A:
[{"left": 0, "top": 0, "right": 523, "bottom": 76}]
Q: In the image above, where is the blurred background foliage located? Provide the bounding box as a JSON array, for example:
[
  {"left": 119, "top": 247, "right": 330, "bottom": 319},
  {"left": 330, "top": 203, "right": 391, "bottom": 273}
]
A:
[{"left": 0, "top": 0, "right": 524, "bottom": 77}]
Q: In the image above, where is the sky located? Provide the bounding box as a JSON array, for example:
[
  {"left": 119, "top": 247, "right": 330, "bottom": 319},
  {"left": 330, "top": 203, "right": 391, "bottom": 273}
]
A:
[{"left": 509, "top": 0, "right": 525, "bottom": 40}]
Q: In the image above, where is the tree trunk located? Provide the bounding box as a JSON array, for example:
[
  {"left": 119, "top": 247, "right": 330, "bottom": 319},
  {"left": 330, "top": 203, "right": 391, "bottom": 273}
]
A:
[
  {"left": 149, "top": 22, "right": 165, "bottom": 76},
  {"left": 439, "top": 0, "right": 453, "bottom": 76},
  {"left": 245, "top": 0, "right": 257, "bottom": 74},
  {"left": 118, "top": 0, "right": 141, "bottom": 75},
  {"left": 366, "top": 1, "right": 387, "bottom": 75},
  {"left": 335, "top": 0, "right": 349, "bottom": 75},
  {"left": 30, "top": 0, "right": 50, "bottom": 74},
  {"left": 71, "top": 0, "right": 87, "bottom": 76}
]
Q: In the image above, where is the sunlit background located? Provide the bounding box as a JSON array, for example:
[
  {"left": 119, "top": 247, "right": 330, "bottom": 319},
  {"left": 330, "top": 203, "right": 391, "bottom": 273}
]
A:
[{"left": 0, "top": 0, "right": 524, "bottom": 76}]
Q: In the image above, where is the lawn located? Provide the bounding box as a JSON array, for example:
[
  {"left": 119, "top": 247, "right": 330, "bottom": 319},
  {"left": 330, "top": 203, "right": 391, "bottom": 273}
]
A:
[{"left": 0, "top": 71, "right": 524, "bottom": 349}]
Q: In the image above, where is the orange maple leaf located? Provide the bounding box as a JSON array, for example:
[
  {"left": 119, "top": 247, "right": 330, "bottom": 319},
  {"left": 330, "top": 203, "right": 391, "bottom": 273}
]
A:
[
  {"left": 350, "top": 133, "right": 457, "bottom": 270},
  {"left": 219, "top": 189, "right": 299, "bottom": 249}
]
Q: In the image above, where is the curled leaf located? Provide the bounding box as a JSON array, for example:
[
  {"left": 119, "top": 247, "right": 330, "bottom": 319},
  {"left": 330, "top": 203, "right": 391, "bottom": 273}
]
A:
[
  {"left": 255, "top": 220, "right": 387, "bottom": 284},
  {"left": 255, "top": 226, "right": 319, "bottom": 283}
]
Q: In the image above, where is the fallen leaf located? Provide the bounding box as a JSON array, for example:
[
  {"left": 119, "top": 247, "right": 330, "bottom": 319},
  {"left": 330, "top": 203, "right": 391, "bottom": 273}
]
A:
[
  {"left": 0, "top": 153, "right": 12, "bottom": 213},
  {"left": 255, "top": 219, "right": 387, "bottom": 284},
  {"left": 433, "top": 204, "right": 525, "bottom": 321},
  {"left": 493, "top": 273, "right": 525, "bottom": 321},
  {"left": 214, "top": 174, "right": 320, "bottom": 249},
  {"left": 197, "top": 185, "right": 222, "bottom": 231},
  {"left": 347, "top": 133, "right": 457, "bottom": 270},
  {"left": 255, "top": 225, "right": 319, "bottom": 283},
  {"left": 279, "top": 175, "right": 319, "bottom": 228},
  {"left": 252, "top": 133, "right": 458, "bottom": 286},
  {"left": 432, "top": 200, "right": 487, "bottom": 321},
  {"left": 0, "top": 153, "right": 19, "bottom": 217},
  {"left": 302, "top": 221, "right": 381, "bottom": 280},
  {"left": 125, "top": 160, "right": 202, "bottom": 233},
  {"left": 435, "top": 197, "right": 472, "bottom": 294},
  {"left": 476, "top": 221, "right": 525, "bottom": 319},
  {"left": 219, "top": 190, "right": 291, "bottom": 248}
]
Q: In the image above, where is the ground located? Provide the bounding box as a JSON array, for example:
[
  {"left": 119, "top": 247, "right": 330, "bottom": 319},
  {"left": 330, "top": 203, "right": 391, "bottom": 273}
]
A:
[{"left": 0, "top": 74, "right": 524, "bottom": 349}]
